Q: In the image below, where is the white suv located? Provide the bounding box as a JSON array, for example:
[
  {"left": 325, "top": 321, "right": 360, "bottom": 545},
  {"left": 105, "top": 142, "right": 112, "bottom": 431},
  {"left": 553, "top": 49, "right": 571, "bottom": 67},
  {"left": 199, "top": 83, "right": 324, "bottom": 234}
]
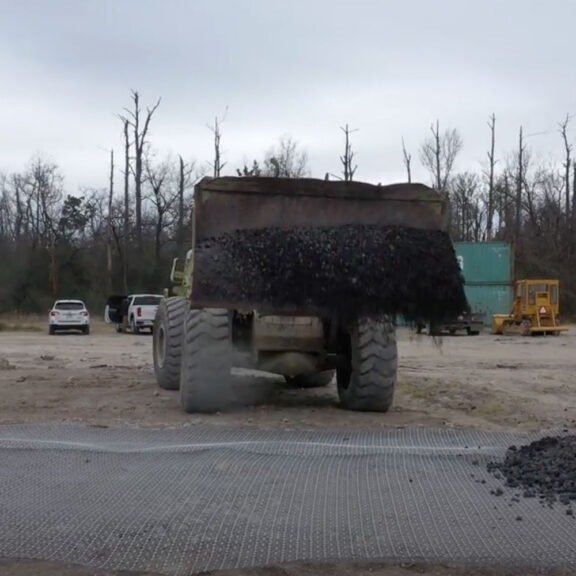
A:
[{"left": 49, "top": 300, "right": 91, "bottom": 335}]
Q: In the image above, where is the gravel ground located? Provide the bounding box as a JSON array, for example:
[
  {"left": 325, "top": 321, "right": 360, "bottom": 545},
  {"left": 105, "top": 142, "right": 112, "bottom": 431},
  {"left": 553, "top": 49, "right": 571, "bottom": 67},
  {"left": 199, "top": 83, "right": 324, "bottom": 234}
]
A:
[
  {"left": 487, "top": 435, "right": 576, "bottom": 510},
  {"left": 0, "top": 322, "right": 575, "bottom": 432},
  {"left": 1, "top": 321, "right": 576, "bottom": 576}
]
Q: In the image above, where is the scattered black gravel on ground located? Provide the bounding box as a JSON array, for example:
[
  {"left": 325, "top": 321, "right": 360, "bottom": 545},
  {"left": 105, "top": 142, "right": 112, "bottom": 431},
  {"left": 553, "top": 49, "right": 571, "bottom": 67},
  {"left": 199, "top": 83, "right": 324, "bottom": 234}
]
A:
[
  {"left": 487, "top": 435, "right": 576, "bottom": 510},
  {"left": 193, "top": 224, "right": 467, "bottom": 320}
]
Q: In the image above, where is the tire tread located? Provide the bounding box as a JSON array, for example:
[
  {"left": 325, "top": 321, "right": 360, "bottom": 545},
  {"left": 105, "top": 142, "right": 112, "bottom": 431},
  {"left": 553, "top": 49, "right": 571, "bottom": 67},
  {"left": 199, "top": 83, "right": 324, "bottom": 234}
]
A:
[
  {"left": 153, "top": 297, "right": 187, "bottom": 390},
  {"left": 337, "top": 317, "right": 397, "bottom": 412},
  {"left": 179, "top": 308, "right": 231, "bottom": 413}
]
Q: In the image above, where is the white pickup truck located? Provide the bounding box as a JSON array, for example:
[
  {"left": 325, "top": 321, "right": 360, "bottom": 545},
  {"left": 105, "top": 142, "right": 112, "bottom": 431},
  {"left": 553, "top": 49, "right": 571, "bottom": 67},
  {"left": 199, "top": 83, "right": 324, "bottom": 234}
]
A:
[{"left": 105, "top": 294, "right": 163, "bottom": 334}]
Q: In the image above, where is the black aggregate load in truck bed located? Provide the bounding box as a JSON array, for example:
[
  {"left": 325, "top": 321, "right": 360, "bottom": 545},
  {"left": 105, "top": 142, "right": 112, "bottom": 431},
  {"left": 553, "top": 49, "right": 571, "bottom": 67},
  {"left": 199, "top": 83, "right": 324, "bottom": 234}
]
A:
[{"left": 193, "top": 224, "right": 468, "bottom": 321}]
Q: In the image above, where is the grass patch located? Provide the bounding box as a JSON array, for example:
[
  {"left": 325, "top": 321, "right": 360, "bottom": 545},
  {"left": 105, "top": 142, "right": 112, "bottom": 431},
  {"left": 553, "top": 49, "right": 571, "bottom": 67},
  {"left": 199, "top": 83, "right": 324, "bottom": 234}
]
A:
[
  {"left": 0, "top": 322, "right": 43, "bottom": 333},
  {"left": 477, "top": 400, "right": 506, "bottom": 417},
  {"left": 407, "top": 387, "right": 436, "bottom": 400},
  {"left": 400, "top": 381, "right": 437, "bottom": 401}
]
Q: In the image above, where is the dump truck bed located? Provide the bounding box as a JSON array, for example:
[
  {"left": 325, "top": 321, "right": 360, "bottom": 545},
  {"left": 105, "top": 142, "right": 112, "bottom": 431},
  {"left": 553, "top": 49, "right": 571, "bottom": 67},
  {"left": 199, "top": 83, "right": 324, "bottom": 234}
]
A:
[
  {"left": 193, "top": 177, "right": 449, "bottom": 239},
  {"left": 190, "top": 177, "right": 467, "bottom": 320}
]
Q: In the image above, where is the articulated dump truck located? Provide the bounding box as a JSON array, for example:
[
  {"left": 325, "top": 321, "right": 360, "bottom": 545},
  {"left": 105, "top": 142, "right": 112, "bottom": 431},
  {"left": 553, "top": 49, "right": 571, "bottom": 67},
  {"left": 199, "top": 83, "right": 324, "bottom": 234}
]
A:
[{"left": 153, "top": 176, "right": 467, "bottom": 413}]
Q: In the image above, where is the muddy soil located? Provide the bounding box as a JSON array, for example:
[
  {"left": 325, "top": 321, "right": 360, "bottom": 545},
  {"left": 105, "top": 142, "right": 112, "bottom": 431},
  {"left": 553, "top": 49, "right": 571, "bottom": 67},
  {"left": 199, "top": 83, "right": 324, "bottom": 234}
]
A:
[{"left": 0, "top": 322, "right": 574, "bottom": 432}]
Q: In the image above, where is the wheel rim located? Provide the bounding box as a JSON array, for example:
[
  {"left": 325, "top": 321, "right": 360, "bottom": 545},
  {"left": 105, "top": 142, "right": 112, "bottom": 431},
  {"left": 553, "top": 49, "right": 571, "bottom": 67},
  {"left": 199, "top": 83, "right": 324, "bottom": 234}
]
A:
[{"left": 156, "top": 325, "right": 166, "bottom": 368}]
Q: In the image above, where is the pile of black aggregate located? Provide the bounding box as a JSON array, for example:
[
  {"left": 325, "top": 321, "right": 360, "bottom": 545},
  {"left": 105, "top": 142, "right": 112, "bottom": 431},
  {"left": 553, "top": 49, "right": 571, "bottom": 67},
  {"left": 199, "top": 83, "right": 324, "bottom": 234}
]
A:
[
  {"left": 193, "top": 224, "right": 468, "bottom": 320},
  {"left": 487, "top": 435, "right": 576, "bottom": 511}
]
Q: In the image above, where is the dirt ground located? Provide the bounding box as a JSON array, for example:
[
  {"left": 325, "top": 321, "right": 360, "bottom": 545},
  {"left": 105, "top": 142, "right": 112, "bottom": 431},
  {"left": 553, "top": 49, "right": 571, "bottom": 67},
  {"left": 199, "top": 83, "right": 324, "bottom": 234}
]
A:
[
  {"left": 1, "top": 558, "right": 574, "bottom": 576},
  {"left": 1, "top": 320, "right": 576, "bottom": 576},
  {"left": 0, "top": 321, "right": 574, "bottom": 432}
]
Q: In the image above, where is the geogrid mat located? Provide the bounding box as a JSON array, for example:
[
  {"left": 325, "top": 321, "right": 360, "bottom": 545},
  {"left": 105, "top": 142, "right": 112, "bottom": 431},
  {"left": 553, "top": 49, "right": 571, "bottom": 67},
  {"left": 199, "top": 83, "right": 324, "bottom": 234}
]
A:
[{"left": 0, "top": 424, "right": 575, "bottom": 575}]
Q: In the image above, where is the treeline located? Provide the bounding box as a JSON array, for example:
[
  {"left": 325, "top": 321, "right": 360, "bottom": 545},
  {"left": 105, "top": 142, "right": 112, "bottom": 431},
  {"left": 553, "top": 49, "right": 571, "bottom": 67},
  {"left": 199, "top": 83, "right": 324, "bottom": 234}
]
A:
[
  {"left": 418, "top": 117, "right": 576, "bottom": 315},
  {"left": 0, "top": 92, "right": 310, "bottom": 314},
  {"left": 1, "top": 92, "right": 575, "bottom": 316}
]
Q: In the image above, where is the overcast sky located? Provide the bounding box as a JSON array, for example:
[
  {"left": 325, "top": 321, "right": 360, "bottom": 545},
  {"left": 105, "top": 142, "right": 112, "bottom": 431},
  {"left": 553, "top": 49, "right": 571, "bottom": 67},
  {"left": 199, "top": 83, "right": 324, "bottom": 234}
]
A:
[{"left": 1, "top": 0, "right": 575, "bottom": 193}]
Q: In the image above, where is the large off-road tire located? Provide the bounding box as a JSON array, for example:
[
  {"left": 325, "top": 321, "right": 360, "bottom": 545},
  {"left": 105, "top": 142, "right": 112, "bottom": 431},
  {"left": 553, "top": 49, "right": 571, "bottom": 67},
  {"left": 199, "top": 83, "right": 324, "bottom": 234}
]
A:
[
  {"left": 337, "top": 316, "right": 397, "bottom": 412},
  {"left": 153, "top": 296, "right": 187, "bottom": 391},
  {"left": 284, "top": 371, "right": 335, "bottom": 388},
  {"left": 179, "top": 308, "right": 232, "bottom": 413}
]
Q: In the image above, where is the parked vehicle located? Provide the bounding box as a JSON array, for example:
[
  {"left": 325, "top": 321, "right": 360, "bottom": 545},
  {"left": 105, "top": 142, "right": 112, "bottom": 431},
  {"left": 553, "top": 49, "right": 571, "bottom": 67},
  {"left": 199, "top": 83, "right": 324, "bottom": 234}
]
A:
[
  {"left": 105, "top": 294, "right": 163, "bottom": 334},
  {"left": 417, "top": 310, "right": 485, "bottom": 336},
  {"left": 49, "top": 300, "right": 90, "bottom": 335}
]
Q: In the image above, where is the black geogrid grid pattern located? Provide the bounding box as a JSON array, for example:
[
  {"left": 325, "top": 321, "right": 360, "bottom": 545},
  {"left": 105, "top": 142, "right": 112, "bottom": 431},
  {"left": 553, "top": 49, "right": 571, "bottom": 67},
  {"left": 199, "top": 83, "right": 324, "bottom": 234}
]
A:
[{"left": 0, "top": 424, "right": 575, "bottom": 575}]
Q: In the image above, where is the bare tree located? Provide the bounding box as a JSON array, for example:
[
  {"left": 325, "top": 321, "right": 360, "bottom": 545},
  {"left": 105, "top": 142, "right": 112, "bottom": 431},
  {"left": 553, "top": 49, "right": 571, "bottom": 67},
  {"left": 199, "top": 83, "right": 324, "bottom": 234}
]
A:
[
  {"left": 178, "top": 156, "right": 185, "bottom": 241},
  {"left": 573, "top": 160, "right": 576, "bottom": 222},
  {"left": 120, "top": 90, "right": 161, "bottom": 251},
  {"left": 145, "top": 156, "right": 175, "bottom": 266},
  {"left": 10, "top": 174, "right": 24, "bottom": 241},
  {"left": 207, "top": 109, "right": 228, "bottom": 177},
  {"left": 559, "top": 114, "right": 572, "bottom": 220},
  {"left": 493, "top": 172, "right": 515, "bottom": 240},
  {"left": 237, "top": 159, "right": 262, "bottom": 177},
  {"left": 177, "top": 155, "right": 196, "bottom": 251},
  {"left": 486, "top": 114, "right": 498, "bottom": 240},
  {"left": 401, "top": 138, "right": 412, "bottom": 183},
  {"left": 340, "top": 124, "right": 358, "bottom": 181},
  {"left": 8, "top": 136, "right": 576, "bottom": 315},
  {"left": 449, "top": 172, "right": 484, "bottom": 241},
  {"left": 419, "top": 120, "right": 463, "bottom": 194},
  {"left": 121, "top": 118, "right": 130, "bottom": 293},
  {"left": 0, "top": 175, "right": 10, "bottom": 240},
  {"left": 30, "top": 159, "right": 64, "bottom": 299},
  {"left": 107, "top": 149, "right": 114, "bottom": 294},
  {"left": 263, "top": 135, "right": 309, "bottom": 178},
  {"left": 515, "top": 126, "right": 526, "bottom": 243}
]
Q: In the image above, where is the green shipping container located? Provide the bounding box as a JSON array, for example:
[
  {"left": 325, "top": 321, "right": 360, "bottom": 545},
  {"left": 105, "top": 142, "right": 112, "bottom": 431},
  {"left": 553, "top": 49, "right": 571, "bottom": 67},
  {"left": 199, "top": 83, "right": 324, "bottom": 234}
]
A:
[
  {"left": 463, "top": 284, "right": 513, "bottom": 325},
  {"left": 453, "top": 242, "right": 512, "bottom": 284},
  {"left": 454, "top": 242, "right": 513, "bottom": 326},
  {"left": 396, "top": 242, "right": 513, "bottom": 327}
]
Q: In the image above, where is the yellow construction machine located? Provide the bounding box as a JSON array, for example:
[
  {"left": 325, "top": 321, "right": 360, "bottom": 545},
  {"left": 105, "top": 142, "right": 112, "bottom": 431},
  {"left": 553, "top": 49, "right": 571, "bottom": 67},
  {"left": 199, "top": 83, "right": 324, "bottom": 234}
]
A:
[{"left": 492, "top": 279, "right": 569, "bottom": 336}]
